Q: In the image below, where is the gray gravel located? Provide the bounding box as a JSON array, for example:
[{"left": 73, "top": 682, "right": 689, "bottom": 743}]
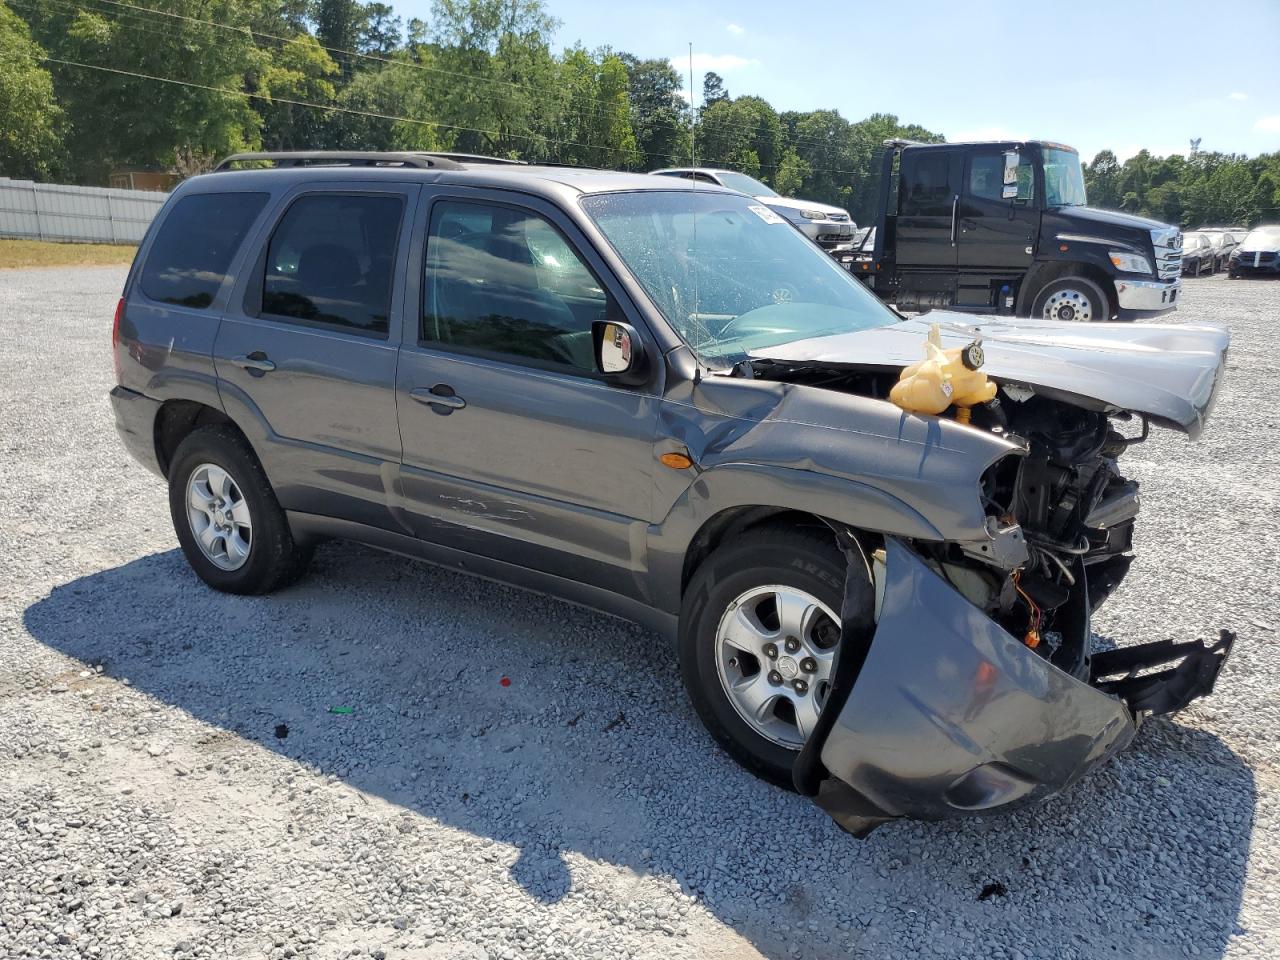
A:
[{"left": 1, "top": 265, "right": 1278, "bottom": 960}]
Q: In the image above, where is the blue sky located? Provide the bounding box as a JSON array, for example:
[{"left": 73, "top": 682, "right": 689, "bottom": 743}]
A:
[{"left": 399, "top": 0, "right": 1280, "bottom": 162}]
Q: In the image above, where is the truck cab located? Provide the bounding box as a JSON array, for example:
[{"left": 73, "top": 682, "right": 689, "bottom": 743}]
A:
[{"left": 850, "top": 140, "right": 1183, "bottom": 320}]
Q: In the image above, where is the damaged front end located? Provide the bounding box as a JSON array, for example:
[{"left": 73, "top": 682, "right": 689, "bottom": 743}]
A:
[
  {"left": 796, "top": 537, "right": 1233, "bottom": 837},
  {"left": 766, "top": 318, "right": 1235, "bottom": 835}
]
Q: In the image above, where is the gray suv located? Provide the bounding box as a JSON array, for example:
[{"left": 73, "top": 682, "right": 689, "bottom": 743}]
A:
[{"left": 112, "top": 151, "right": 1234, "bottom": 836}]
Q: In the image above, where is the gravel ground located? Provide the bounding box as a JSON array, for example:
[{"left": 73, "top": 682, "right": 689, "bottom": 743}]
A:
[{"left": 1, "top": 266, "right": 1278, "bottom": 960}]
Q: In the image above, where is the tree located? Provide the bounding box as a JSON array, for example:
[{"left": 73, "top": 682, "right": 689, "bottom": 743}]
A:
[
  {"left": 359, "top": 2, "right": 402, "bottom": 55},
  {"left": 701, "top": 71, "right": 727, "bottom": 107},
  {"left": 773, "top": 147, "right": 809, "bottom": 197},
  {"left": 253, "top": 34, "right": 339, "bottom": 151},
  {"left": 312, "top": 0, "right": 363, "bottom": 76},
  {"left": 695, "top": 95, "right": 781, "bottom": 179},
  {"left": 0, "top": 3, "right": 63, "bottom": 179},
  {"left": 24, "top": 0, "right": 264, "bottom": 183},
  {"left": 618, "top": 53, "right": 689, "bottom": 168}
]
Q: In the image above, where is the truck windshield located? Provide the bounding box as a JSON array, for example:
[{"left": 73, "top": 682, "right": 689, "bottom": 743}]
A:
[
  {"left": 716, "top": 172, "right": 778, "bottom": 197},
  {"left": 1043, "top": 148, "right": 1088, "bottom": 207},
  {"left": 581, "top": 191, "right": 897, "bottom": 364}
]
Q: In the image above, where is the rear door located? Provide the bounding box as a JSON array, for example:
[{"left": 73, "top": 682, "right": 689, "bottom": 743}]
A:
[
  {"left": 957, "top": 147, "right": 1038, "bottom": 271},
  {"left": 395, "top": 189, "right": 661, "bottom": 599},
  {"left": 215, "top": 182, "right": 417, "bottom": 529},
  {"left": 893, "top": 148, "right": 963, "bottom": 271}
]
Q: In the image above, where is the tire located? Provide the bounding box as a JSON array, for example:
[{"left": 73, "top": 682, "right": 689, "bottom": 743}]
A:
[
  {"left": 167, "top": 424, "right": 311, "bottom": 594},
  {"left": 679, "top": 524, "right": 860, "bottom": 789},
  {"left": 1030, "top": 275, "right": 1110, "bottom": 322}
]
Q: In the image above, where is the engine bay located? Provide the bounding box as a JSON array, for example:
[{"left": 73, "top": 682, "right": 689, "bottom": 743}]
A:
[{"left": 737, "top": 357, "right": 1145, "bottom": 680}]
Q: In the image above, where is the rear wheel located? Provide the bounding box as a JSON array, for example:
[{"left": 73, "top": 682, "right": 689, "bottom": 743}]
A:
[
  {"left": 1031, "top": 276, "right": 1109, "bottom": 322},
  {"left": 168, "top": 425, "right": 311, "bottom": 594},
  {"left": 679, "top": 525, "right": 862, "bottom": 788}
]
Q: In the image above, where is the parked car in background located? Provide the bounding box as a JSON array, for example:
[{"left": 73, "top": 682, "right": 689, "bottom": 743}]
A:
[
  {"left": 1181, "top": 232, "right": 1216, "bottom": 275},
  {"left": 1229, "top": 225, "right": 1280, "bottom": 277},
  {"left": 1198, "top": 229, "right": 1241, "bottom": 272},
  {"left": 649, "top": 167, "right": 856, "bottom": 251}
]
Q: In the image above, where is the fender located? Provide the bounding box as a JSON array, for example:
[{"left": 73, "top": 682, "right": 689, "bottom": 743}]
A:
[{"left": 645, "top": 461, "right": 944, "bottom": 613}]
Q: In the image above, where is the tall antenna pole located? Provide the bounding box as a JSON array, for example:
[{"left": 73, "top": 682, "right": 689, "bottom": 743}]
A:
[{"left": 689, "top": 42, "right": 696, "bottom": 166}]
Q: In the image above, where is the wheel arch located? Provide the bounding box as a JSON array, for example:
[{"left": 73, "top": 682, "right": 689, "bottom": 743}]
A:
[
  {"left": 679, "top": 506, "right": 837, "bottom": 597},
  {"left": 153, "top": 399, "right": 237, "bottom": 478}
]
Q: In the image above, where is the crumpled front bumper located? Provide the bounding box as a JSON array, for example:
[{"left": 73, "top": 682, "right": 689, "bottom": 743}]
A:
[{"left": 796, "top": 538, "right": 1233, "bottom": 836}]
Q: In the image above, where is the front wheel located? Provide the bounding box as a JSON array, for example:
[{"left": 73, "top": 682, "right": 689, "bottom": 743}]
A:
[
  {"left": 679, "top": 525, "right": 863, "bottom": 788},
  {"left": 1030, "top": 276, "right": 1110, "bottom": 322}
]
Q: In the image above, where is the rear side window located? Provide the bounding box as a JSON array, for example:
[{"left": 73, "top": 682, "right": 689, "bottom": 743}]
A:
[
  {"left": 261, "top": 193, "right": 404, "bottom": 338},
  {"left": 140, "top": 193, "right": 268, "bottom": 308}
]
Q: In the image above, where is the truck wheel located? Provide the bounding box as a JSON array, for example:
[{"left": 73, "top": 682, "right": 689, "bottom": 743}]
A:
[
  {"left": 1031, "top": 276, "right": 1109, "bottom": 322},
  {"left": 168, "top": 425, "right": 312, "bottom": 595},
  {"left": 679, "top": 525, "right": 864, "bottom": 788}
]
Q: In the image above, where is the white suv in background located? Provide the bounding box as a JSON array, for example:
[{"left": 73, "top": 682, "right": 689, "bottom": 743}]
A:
[{"left": 650, "top": 167, "right": 856, "bottom": 250}]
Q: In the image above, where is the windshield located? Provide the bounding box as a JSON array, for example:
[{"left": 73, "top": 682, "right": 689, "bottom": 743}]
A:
[
  {"left": 1043, "top": 148, "right": 1088, "bottom": 207},
  {"left": 716, "top": 171, "right": 778, "bottom": 197},
  {"left": 581, "top": 191, "right": 897, "bottom": 364}
]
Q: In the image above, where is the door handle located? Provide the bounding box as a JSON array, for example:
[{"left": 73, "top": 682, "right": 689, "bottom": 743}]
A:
[
  {"left": 960, "top": 218, "right": 978, "bottom": 231},
  {"left": 233, "top": 353, "right": 276, "bottom": 373},
  {"left": 950, "top": 194, "right": 959, "bottom": 245},
  {"left": 410, "top": 385, "right": 466, "bottom": 414}
]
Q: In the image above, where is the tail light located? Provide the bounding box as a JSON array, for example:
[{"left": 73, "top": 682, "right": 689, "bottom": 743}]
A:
[{"left": 112, "top": 296, "right": 124, "bottom": 382}]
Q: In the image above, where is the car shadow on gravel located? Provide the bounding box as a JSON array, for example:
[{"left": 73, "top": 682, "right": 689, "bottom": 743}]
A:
[{"left": 25, "top": 545, "right": 1257, "bottom": 960}]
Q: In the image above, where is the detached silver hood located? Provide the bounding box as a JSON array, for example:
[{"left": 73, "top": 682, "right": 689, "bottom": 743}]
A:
[{"left": 749, "top": 313, "right": 1230, "bottom": 438}]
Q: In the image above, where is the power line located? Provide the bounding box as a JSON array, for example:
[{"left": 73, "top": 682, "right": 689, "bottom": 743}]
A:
[
  {"left": 34, "top": 0, "right": 859, "bottom": 157},
  {"left": 38, "top": 54, "right": 815, "bottom": 174}
]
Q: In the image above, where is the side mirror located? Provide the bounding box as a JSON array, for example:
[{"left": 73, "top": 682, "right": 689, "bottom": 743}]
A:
[
  {"left": 1002, "top": 150, "right": 1020, "bottom": 200},
  {"left": 592, "top": 319, "right": 647, "bottom": 385}
]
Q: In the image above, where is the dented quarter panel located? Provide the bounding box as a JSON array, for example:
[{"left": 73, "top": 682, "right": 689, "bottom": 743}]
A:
[
  {"left": 818, "top": 539, "right": 1135, "bottom": 820},
  {"left": 751, "top": 313, "right": 1230, "bottom": 438}
]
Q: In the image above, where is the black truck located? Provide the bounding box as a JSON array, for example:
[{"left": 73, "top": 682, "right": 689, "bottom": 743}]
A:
[{"left": 838, "top": 140, "right": 1183, "bottom": 321}]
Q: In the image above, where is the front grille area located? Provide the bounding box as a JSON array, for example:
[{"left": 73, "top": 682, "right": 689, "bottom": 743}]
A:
[
  {"left": 827, "top": 213, "right": 851, "bottom": 222},
  {"left": 1152, "top": 227, "right": 1183, "bottom": 281}
]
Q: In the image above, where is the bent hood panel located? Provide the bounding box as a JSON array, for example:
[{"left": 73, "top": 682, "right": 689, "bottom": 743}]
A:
[{"left": 750, "top": 313, "right": 1229, "bottom": 437}]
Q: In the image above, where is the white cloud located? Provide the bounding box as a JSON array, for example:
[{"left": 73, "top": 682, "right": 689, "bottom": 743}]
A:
[
  {"left": 1228, "top": 91, "right": 1248, "bottom": 101},
  {"left": 1255, "top": 115, "right": 1280, "bottom": 133},
  {"left": 726, "top": 22, "right": 745, "bottom": 35}
]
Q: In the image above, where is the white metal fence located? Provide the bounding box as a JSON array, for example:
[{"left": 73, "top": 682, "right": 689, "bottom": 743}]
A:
[{"left": 0, "top": 179, "right": 168, "bottom": 244}]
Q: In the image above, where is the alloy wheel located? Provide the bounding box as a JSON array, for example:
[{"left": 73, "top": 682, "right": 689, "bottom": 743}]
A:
[
  {"left": 185, "top": 462, "right": 252, "bottom": 571},
  {"left": 714, "top": 584, "right": 841, "bottom": 748}
]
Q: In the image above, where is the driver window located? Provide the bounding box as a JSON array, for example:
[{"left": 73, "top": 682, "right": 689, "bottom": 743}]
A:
[
  {"left": 967, "top": 151, "right": 1035, "bottom": 202},
  {"left": 422, "top": 200, "right": 617, "bottom": 374}
]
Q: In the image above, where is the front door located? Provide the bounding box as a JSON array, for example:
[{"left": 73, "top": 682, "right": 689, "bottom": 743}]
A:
[
  {"left": 215, "top": 183, "right": 417, "bottom": 529},
  {"left": 957, "top": 148, "right": 1038, "bottom": 272},
  {"left": 395, "top": 190, "right": 661, "bottom": 600},
  {"left": 893, "top": 148, "right": 963, "bottom": 272}
]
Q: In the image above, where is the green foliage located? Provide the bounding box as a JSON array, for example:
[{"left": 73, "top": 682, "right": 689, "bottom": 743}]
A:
[
  {"left": 7, "top": 0, "right": 1274, "bottom": 228},
  {"left": 0, "top": 2, "right": 63, "bottom": 179},
  {"left": 1084, "top": 149, "right": 1280, "bottom": 228}
]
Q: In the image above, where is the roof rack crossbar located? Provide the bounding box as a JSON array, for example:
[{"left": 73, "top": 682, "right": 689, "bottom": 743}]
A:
[{"left": 214, "top": 151, "right": 464, "bottom": 172}]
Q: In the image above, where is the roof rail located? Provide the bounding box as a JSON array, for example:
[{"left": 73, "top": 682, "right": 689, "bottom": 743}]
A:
[
  {"left": 422, "top": 152, "right": 525, "bottom": 165},
  {"left": 213, "top": 151, "right": 464, "bottom": 172}
]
